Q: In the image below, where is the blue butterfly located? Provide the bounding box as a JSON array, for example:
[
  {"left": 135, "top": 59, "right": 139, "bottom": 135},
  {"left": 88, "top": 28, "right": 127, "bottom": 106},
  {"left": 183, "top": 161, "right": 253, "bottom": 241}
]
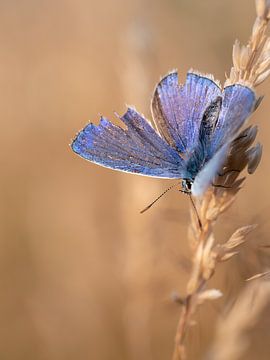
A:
[{"left": 71, "top": 70, "right": 256, "bottom": 196}]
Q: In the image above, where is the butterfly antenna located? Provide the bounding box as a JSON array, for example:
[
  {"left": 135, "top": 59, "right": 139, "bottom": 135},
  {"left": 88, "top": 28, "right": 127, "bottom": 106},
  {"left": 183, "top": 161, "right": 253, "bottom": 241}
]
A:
[
  {"left": 140, "top": 182, "right": 181, "bottom": 214},
  {"left": 189, "top": 195, "right": 202, "bottom": 230}
]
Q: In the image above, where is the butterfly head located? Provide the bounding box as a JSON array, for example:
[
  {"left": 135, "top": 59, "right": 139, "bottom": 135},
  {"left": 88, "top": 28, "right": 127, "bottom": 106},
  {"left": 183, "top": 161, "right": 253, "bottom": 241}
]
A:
[{"left": 181, "top": 178, "right": 193, "bottom": 194}]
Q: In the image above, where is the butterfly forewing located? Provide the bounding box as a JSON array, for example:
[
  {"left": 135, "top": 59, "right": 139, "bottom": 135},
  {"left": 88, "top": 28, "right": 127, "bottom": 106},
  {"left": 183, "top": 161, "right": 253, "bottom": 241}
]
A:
[
  {"left": 72, "top": 107, "right": 189, "bottom": 179},
  {"left": 210, "top": 84, "right": 256, "bottom": 155},
  {"left": 151, "top": 71, "right": 222, "bottom": 154}
]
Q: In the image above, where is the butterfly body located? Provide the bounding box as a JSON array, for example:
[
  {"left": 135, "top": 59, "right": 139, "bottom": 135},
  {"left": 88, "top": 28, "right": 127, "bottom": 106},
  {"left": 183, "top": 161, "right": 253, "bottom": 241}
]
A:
[{"left": 72, "top": 70, "right": 256, "bottom": 196}]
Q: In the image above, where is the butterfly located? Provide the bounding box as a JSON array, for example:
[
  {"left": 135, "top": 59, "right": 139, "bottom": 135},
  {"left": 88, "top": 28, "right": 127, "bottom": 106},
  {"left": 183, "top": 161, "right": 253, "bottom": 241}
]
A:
[{"left": 71, "top": 70, "right": 256, "bottom": 196}]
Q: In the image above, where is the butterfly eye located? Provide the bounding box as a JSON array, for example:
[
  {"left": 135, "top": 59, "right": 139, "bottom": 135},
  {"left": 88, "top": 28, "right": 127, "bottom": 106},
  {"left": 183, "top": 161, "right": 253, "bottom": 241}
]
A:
[{"left": 181, "top": 179, "right": 193, "bottom": 193}]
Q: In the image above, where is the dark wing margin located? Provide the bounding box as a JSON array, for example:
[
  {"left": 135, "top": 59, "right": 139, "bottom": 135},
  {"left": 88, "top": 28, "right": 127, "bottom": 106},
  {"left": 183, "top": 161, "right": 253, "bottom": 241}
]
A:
[
  {"left": 151, "top": 70, "right": 222, "bottom": 153},
  {"left": 190, "top": 96, "right": 223, "bottom": 166},
  {"left": 199, "top": 96, "right": 222, "bottom": 146},
  {"left": 71, "top": 107, "right": 189, "bottom": 179}
]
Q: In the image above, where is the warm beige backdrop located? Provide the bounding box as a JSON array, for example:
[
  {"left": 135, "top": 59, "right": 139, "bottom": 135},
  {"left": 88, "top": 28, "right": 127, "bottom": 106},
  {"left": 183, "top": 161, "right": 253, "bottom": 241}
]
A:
[{"left": 0, "top": 1, "right": 270, "bottom": 359}]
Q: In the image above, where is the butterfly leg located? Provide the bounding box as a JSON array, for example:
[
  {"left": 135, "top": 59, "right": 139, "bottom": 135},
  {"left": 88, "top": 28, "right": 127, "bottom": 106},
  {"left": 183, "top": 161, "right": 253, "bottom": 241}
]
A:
[
  {"left": 211, "top": 183, "right": 233, "bottom": 189},
  {"left": 217, "top": 169, "right": 240, "bottom": 177}
]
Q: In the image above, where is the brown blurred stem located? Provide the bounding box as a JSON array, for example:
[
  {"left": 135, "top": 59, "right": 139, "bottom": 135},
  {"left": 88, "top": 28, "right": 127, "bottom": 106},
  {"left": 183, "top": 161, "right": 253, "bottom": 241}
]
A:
[{"left": 172, "top": 232, "right": 213, "bottom": 360}]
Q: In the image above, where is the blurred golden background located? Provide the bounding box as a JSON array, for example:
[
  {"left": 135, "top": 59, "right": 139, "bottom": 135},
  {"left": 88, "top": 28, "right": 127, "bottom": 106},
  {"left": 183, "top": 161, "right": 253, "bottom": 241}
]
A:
[{"left": 1, "top": 0, "right": 270, "bottom": 359}]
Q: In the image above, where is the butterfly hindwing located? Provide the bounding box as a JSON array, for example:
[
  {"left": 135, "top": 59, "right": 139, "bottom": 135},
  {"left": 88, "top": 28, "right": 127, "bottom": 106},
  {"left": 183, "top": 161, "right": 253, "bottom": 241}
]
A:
[
  {"left": 191, "top": 143, "right": 229, "bottom": 196},
  {"left": 199, "top": 96, "right": 222, "bottom": 147}
]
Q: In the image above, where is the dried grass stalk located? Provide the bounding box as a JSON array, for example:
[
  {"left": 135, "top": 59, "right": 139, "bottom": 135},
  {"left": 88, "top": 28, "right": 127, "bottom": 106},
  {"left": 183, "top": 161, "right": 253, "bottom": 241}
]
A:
[
  {"left": 226, "top": 0, "right": 270, "bottom": 87},
  {"left": 172, "top": 1, "right": 270, "bottom": 359},
  {"left": 207, "top": 280, "right": 270, "bottom": 360}
]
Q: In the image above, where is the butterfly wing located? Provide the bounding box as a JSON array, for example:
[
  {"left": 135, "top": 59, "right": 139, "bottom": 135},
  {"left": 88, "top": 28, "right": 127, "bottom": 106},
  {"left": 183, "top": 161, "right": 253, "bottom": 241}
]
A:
[
  {"left": 210, "top": 84, "right": 256, "bottom": 155},
  {"left": 187, "top": 84, "right": 256, "bottom": 196},
  {"left": 185, "top": 97, "right": 223, "bottom": 178},
  {"left": 151, "top": 71, "right": 222, "bottom": 153},
  {"left": 72, "top": 107, "right": 189, "bottom": 179},
  {"left": 191, "top": 143, "right": 229, "bottom": 196}
]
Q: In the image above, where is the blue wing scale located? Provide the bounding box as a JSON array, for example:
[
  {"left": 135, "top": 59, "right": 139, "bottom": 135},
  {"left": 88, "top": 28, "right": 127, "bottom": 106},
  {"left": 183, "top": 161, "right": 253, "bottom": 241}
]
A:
[
  {"left": 151, "top": 71, "right": 222, "bottom": 153},
  {"left": 72, "top": 108, "right": 188, "bottom": 179}
]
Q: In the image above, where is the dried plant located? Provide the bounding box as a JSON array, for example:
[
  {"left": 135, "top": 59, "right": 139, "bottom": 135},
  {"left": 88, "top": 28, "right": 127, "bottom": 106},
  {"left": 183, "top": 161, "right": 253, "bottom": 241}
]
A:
[
  {"left": 172, "top": 1, "right": 270, "bottom": 359},
  {"left": 207, "top": 280, "right": 270, "bottom": 360},
  {"left": 226, "top": 0, "right": 270, "bottom": 87}
]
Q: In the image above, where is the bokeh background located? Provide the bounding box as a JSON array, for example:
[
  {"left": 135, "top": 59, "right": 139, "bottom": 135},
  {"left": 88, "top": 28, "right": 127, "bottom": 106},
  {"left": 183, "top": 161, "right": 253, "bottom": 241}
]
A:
[{"left": 1, "top": 0, "right": 270, "bottom": 359}]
